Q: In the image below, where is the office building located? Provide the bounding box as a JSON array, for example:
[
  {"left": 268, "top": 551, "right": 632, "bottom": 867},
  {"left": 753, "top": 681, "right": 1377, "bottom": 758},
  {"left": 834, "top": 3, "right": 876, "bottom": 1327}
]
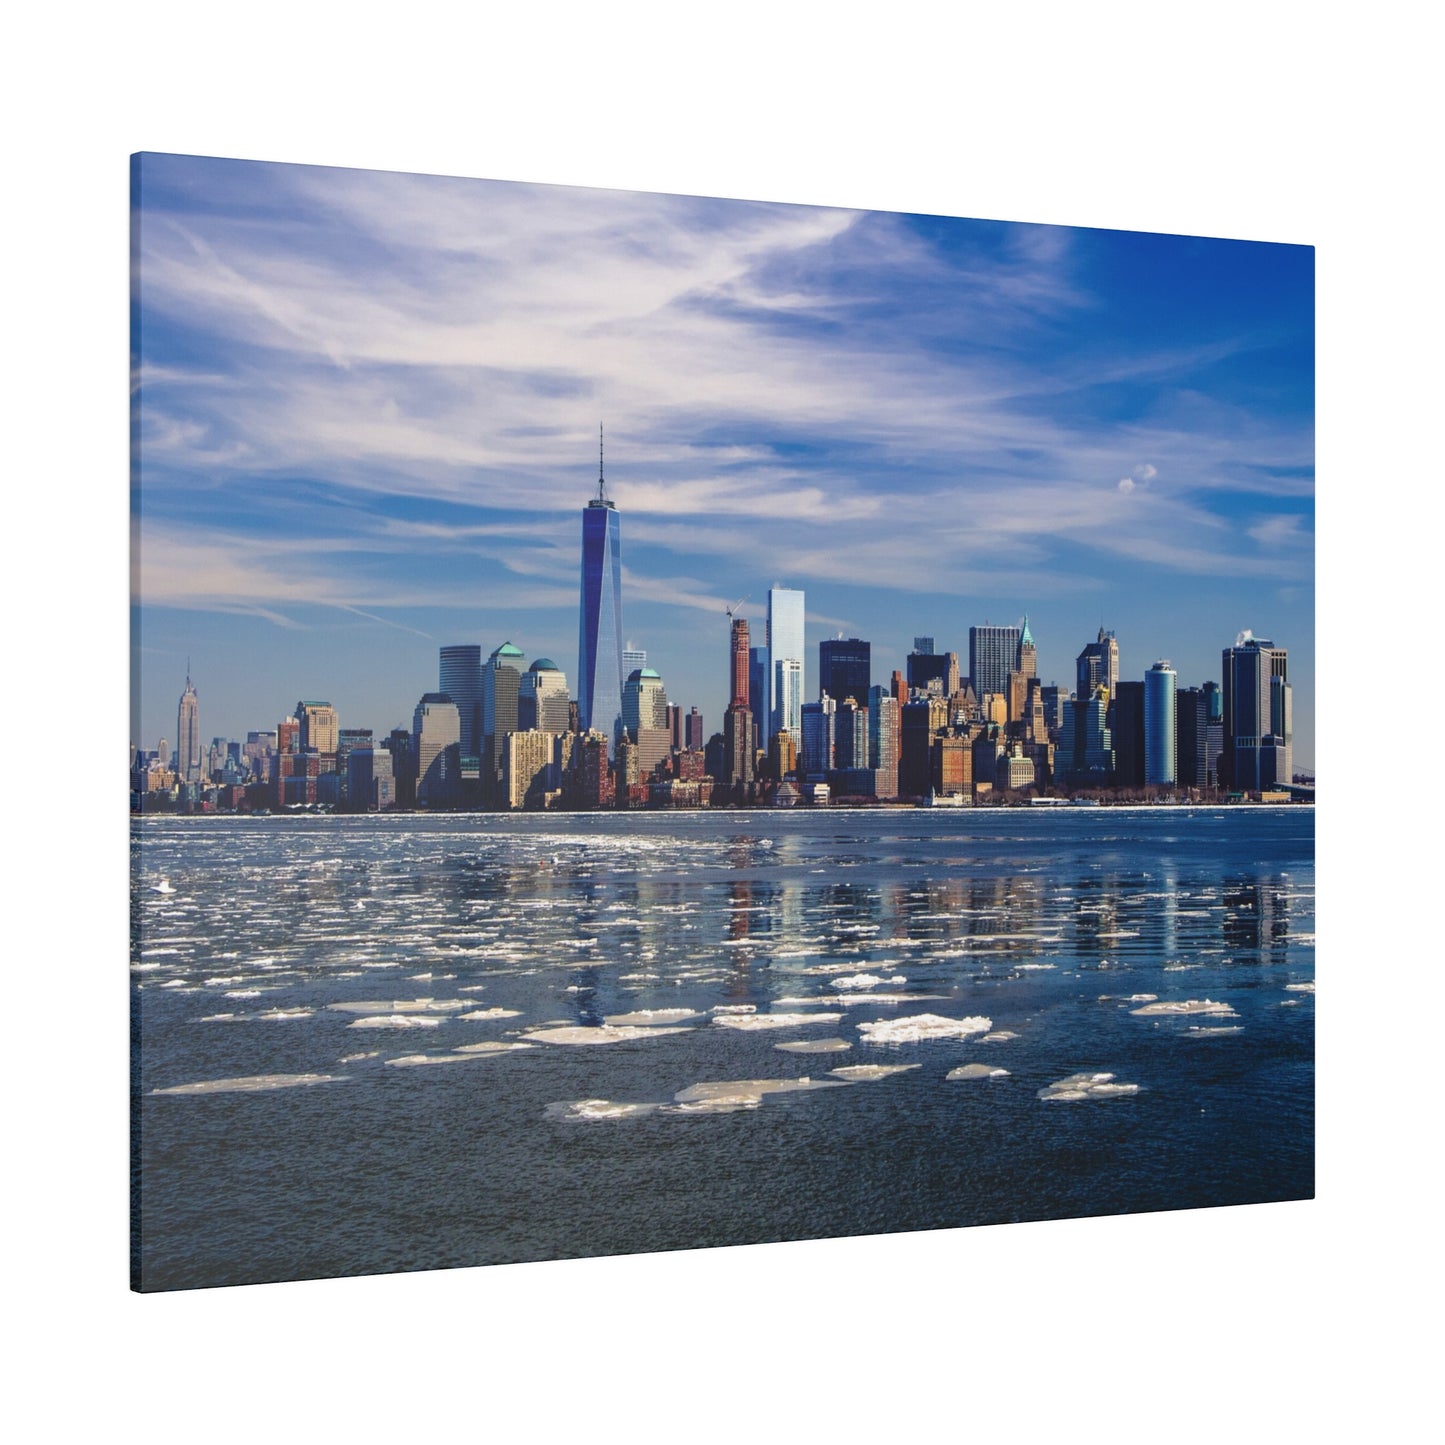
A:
[
  {"left": 1111, "top": 681, "right": 1145, "bottom": 788},
  {"left": 907, "top": 642, "right": 959, "bottom": 697},
  {"left": 767, "top": 585, "right": 806, "bottom": 749},
  {"left": 724, "top": 617, "right": 756, "bottom": 792},
  {"left": 519, "top": 658, "right": 571, "bottom": 734},
  {"left": 413, "top": 693, "right": 461, "bottom": 807},
  {"left": 483, "top": 641, "right": 525, "bottom": 798},
  {"left": 1144, "top": 661, "right": 1178, "bottom": 786},
  {"left": 969, "top": 624, "right": 1021, "bottom": 704},
  {"left": 685, "top": 707, "right": 705, "bottom": 751},
  {"left": 1221, "top": 634, "right": 1291, "bottom": 791},
  {"left": 439, "top": 645, "right": 484, "bottom": 759},
  {"left": 1076, "top": 627, "right": 1120, "bottom": 704},
  {"left": 176, "top": 669, "right": 201, "bottom": 785},
  {"left": 577, "top": 438, "right": 625, "bottom": 755},
  {"left": 296, "top": 701, "right": 338, "bottom": 756},
  {"left": 1176, "top": 686, "right": 1209, "bottom": 789},
  {"left": 801, "top": 694, "right": 836, "bottom": 778},
  {"left": 819, "top": 636, "right": 870, "bottom": 706}
]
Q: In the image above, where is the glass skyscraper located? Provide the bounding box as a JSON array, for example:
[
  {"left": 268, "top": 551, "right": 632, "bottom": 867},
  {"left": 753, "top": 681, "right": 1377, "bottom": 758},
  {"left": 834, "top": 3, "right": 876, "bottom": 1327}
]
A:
[
  {"left": 969, "top": 624, "right": 1021, "bottom": 703},
  {"left": 577, "top": 453, "right": 624, "bottom": 755},
  {"left": 1143, "top": 660, "right": 1177, "bottom": 786},
  {"left": 767, "top": 586, "right": 806, "bottom": 749}
]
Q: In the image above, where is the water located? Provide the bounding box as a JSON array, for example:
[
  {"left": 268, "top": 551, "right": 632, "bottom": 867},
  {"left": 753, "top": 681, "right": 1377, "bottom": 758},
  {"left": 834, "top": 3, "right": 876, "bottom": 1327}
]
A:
[{"left": 132, "top": 807, "right": 1314, "bottom": 1291}]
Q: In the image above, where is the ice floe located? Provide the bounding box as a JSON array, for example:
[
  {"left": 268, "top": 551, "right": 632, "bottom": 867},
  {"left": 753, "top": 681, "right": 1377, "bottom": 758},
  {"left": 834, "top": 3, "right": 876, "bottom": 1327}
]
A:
[
  {"left": 980, "top": 1031, "right": 1019, "bottom": 1042},
  {"left": 327, "top": 999, "right": 466, "bottom": 1014},
  {"left": 254, "top": 1008, "right": 314, "bottom": 1021},
  {"left": 672, "top": 1077, "right": 844, "bottom": 1112},
  {"left": 347, "top": 1014, "right": 444, "bottom": 1030},
  {"left": 856, "top": 1013, "right": 992, "bottom": 1045},
  {"left": 603, "top": 1009, "right": 705, "bottom": 1027},
  {"left": 1129, "top": 999, "right": 1237, "bottom": 1017},
  {"left": 830, "top": 973, "right": 908, "bottom": 990},
  {"left": 386, "top": 1048, "right": 528, "bottom": 1066},
  {"left": 713, "top": 1004, "right": 756, "bottom": 1014},
  {"left": 775, "top": 1039, "right": 852, "bottom": 1053},
  {"left": 152, "top": 1073, "right": 347, "bottom": 1096},
  {"left": 827, "top": 1064, "right": 920, "bottom": 1082},
  {"left": 545, "top": 1098, "right": 663, "bottom": 1121},
  {"left": 1185, "top": 1026, "right": 1243, "bottom": 1037},
  {"left": 526, "top": 1025, "right": 693, "bottom": 1045},
  {"left": 459, "top": 1008, "right": 523, "bottom": 1021},
  {"left": 712, "top": 1012, "right": 845, "bottom": 1031},
  {"left": 1038, "top": 1072, "right": 1139, "bottom": 1101},
  {"left": 947, "top": 1063, "right": 1010, "bottom": 1080},
  {"left": 1285, "top": 981, "right": 1315, "bottom": 993}
]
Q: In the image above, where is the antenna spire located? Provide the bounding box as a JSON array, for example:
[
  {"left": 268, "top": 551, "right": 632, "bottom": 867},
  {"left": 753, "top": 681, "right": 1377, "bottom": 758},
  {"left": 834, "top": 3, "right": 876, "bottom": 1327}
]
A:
[{"left": 597, "top": 422, "right": 606, "bottom": 502}]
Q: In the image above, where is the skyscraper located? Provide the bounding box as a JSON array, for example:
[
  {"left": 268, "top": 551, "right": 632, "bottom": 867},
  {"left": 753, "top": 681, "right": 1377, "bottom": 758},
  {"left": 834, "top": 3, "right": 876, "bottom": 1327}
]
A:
[
  {"left": 969, "top": 624, "right": 1021, "bottom": 704},
  {"left": 767, "top": 585, "right": 806, "bottom": 750},
  {"left": 439, "top": 645, "right": 484, "bottom": 759},
  {"left": 518, "top": 658, "right": 571, "bottom": 734},
  {"left": 176, "top": 668, "right": 201, "bottom": 785},
  {"left": 1144, "top": 660, "right": 1177, "bottom": 786},
  {"left": 412, "top": 693, "right": 461, "bottom": 808},
  {"left": 577, "top": 432, "right": 624, "bottom": 755},
  {"left": 819, "top": 636, "right": 870, "bottom": 706},
  {"left": 724, "top": 617, "right": 756, "bottom": 792},
  {"left": 483, "top": 642, "right": 525, "bottom": 799},
  {"left": 1076, "top": 627, "right": 1120, "bottom": 704},
  {"left": 1221, "top": 634, "right": 1291, "bottom": 790}
]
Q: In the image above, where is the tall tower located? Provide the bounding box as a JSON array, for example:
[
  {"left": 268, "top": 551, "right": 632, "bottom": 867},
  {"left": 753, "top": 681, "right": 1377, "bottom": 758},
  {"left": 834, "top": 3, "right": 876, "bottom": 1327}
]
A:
[
  {"left": 969, "top": 624, "right": 1022, "bottom": 704},
  {"left": 1143, "top": 660, "right": 1177, "bottom": 786},
  {"left": 577, "top": 427, "right": 624, "bottom": 755},
  {"left": 819, "top": 636, "right": 870, "bottom": 706},
  {"left": 724, "top": 617, "right": 756, "bottom": 792},
  {"left": 1221, "top": 633, "right": 1290, "bottom": 790},
  {"left": 766, "top": 585, "right": 805, "bottom": 751},
  {"left": 439, "top": 645, "right": 484, "bottom": 759},
  {"left": 1076, "top": 626, "right": 1120, "bottom": 703},
  {"left": 176, "top": 666, "right": 201, "bottom": 785}
]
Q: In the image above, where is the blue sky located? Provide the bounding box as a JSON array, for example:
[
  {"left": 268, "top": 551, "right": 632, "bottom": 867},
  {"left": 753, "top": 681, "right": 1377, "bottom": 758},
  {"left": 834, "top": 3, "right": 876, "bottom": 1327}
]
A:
[{"left": 133, "top": 152, "right": 1313, "bottom": 765}]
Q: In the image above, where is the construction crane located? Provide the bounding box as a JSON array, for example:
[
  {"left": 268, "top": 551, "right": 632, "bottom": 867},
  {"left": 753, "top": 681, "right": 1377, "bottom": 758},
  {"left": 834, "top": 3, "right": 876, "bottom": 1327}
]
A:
[{"left": 725, "top": 595, "right": 749, "bottom": 620}]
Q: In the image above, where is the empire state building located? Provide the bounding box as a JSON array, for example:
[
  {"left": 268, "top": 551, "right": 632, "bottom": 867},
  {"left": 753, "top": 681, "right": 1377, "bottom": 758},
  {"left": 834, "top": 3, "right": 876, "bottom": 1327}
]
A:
[{"left": 577, "top": 430, "right": 625, "bottom": 755}]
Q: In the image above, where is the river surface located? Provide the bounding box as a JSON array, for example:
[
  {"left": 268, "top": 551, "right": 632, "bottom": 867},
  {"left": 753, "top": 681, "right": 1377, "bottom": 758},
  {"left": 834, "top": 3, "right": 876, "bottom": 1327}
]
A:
[{"left": 132, "top": 806, "right": 1314, "bottom": 1291}]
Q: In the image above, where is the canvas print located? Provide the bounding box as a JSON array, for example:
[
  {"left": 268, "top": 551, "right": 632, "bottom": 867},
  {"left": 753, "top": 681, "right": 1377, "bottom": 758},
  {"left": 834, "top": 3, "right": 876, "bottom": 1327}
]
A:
[{"left": 131, "top": 153, "right": 1314, "bottom": 1292}]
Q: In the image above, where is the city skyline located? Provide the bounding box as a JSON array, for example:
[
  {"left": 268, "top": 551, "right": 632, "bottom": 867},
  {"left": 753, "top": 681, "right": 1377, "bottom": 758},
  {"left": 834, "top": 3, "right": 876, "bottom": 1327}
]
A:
[{"left": 132, "top": 155, "right": 1314, "bottom": 765}]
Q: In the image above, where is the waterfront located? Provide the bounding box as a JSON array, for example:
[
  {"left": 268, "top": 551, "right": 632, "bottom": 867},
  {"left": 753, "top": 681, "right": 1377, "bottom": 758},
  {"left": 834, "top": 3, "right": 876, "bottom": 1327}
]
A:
[{"left": 133, "top": 807, "right": 1313, "bottom": 1291}]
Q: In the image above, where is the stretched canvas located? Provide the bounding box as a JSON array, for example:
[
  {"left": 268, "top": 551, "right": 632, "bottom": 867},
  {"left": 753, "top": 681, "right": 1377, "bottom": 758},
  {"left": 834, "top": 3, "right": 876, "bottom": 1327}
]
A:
[{"left": 131, "top": 153, "right": 1314, "bottom": 1292}]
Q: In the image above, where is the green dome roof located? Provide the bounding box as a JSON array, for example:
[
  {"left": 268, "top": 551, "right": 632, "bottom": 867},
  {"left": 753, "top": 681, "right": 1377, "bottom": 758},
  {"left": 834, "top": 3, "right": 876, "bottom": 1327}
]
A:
[{"left": 529, "top": 657, "right": 560, "bottom": 672}]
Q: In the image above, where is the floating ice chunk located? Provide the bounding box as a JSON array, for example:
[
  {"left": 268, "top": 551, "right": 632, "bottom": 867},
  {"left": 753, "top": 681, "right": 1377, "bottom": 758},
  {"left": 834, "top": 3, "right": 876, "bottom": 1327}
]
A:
[
  {"left": 197, "top": 1013, "right": 239, "bottom": 1023},
  {"left": 1129, "top": 999, "right": 1237, "bottom": 1017},
  {"left": 385, "top": 1049, "right": 528, "bottom": 1066},
  {"left": 161, "top": 979, "right": 190, "bottom": 989},
  {"left": 1123, "top": 994, "right": 1158, "bottom": 1003},
  {"left": 856, "top": 1013, "right": 992, "bottom": 1045},
  {"left": 453, "top": 1041, "right": 535, "bottom": 1054},
  {"left": 255, "top": 1008, "right": 313, "bottom": 1021},
  {"left": 604, "top": 1009, "right": 705, "bottom": 1027},
  {"left": 828, "top": 1064, "right": 920, "bottom": 1082},
  {"left": 327, "top": 999, "right": 466, "bottom": 1014},
  {"left": 1038, "top": 1072, "right": 1140, "bottom": 1101},
  {"left": 947, "top": 1063, "right": 1010, "bottom": 1081},
  {"left": 980, "top": 1031, "right": 1019, "bottom": 1043},
  {"left": 829, "top": 973, "right": 907, "bottom": 990},
  {"left": 712, "top": 1012, "right": 844, "bottom": 1031},
  {"left": 338, "top": 1051, "right": 381, "bottom": 1063},
  {"left": 526, "top": 1025, "right": 693, "bottom": 1045},
  {"left": 459, "top": 1008, "right": 522, "bottom": 1021},
  {"left": 775, "top": 1039, "right": 852, "bottom": 1054},
  {"left": 224, "top": 990, "right": 263, "bottom": 999},
  {"left": 1014, "top": 963, "right": 1056, "bottom": 971},
  {"left": 545, "top": 1098, "right": 662, "bottom": 1121},
  {"left": 152, "top": 1073, "right": 347, "bottom": 1096},
  {"left": 1186, "top": 1026, "right": 1243, "bottom": 1037},
  {"left": 347, "top": 1014, "right": 443, "bottom": 1030},
  {"left": 1285, "top": 981, "right": 1315, "bottom": 993},
  {"left": 712, "top": 1004, "right": 756, "bottom": 1015},
  {"left": 671, "top": 1077, "right": 843, "bottom": 1112}
]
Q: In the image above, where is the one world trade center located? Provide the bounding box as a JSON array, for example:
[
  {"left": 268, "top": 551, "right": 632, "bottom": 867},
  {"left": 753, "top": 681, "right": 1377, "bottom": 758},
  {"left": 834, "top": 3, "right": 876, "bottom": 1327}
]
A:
[{"left": 577, "top": 430, "right": 625, "bottom": 756}]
